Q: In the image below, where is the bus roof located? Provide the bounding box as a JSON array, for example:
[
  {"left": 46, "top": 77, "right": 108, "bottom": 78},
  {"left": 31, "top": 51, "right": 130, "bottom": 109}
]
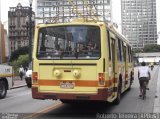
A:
[
  {"left": 106, "top": 23, "right": 130, "bottom": 46},
  {"left": 36, "top": 18, "right": 131, "bottom": 47}
]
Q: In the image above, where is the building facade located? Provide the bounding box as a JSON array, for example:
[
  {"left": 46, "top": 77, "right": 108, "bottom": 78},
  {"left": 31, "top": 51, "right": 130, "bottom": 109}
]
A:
[
  {"left": 8, "top": 3, "right": 35, "bottom": 53},
  {"left": 121, "top": 0, "right": 157, "bottom": 49},
  {"left": 0, "top": 0, "right": 2, "bottom": 63},
  {"left": 0, "top": 22, "right": 2, "bottom": 64},
  {"left": 0, "top": 23, "right": 7, "bottom": 63},
  {"left": 36, "top": 0, "right": 112, "bottom": 24}
]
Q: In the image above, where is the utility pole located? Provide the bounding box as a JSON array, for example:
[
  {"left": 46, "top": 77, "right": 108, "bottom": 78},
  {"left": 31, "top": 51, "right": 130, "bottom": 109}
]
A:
[{"left": 28, "top": 0, "right": 33, "bottom": 62}]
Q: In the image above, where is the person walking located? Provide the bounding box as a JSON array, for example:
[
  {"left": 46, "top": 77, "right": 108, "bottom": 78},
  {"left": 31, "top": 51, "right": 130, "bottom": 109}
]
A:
[{"left": 19, "top": 65, "right": 24, "bottom": 80}]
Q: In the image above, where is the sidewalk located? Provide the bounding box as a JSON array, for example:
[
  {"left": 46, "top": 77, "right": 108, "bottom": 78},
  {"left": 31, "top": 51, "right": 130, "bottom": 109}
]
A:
[
  {"left": 12, "top": 76, "right": 27, "bottom": 89},
  {"left": 153, "top": 66, "right": 160, "bottom": 113}
]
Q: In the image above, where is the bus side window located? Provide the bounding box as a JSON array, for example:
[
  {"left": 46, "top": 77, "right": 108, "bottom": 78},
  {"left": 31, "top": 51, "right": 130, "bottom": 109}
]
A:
[
  {"left": 130, "top": 46, "right": 132, "bottom": 62},
  {"left": 107, "top": 30, "right": 111, "bottom": 61},
  {"left": 130, "top": 47, "right": 132, "bottom": 62},
  {"left": 120, "top": 41, "right": 124, "bottom": 62},
  {"left": 117, "top": 38, "right": 122, "bottom": 61},
  {"left": 128, "top": 46, "right": 131, "bottom": 62},
  {"left": 123, "top": 43, "right": 126, "bottom": 62}
]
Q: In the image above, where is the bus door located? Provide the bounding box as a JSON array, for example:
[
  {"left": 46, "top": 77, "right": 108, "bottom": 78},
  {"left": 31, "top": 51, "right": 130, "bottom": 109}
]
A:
[{"left": 111, "top": 38, "right": 116, "bottom": 89}]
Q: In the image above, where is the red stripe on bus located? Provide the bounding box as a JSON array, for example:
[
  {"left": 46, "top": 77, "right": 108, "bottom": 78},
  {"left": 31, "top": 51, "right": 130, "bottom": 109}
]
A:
[{"left": 36, "top": 80, "right": 113, "bottom": 87}]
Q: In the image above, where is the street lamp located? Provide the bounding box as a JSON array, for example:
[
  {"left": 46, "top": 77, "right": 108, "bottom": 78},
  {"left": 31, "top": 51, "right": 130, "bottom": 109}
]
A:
[{"left": 28, "top": 0, "right": 33, "bottom": 62}]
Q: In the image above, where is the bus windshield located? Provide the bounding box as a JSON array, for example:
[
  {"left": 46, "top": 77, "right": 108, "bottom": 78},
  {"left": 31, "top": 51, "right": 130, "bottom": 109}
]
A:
[{"left": 37, "top": 25, "right": 101, "bottom": 60}]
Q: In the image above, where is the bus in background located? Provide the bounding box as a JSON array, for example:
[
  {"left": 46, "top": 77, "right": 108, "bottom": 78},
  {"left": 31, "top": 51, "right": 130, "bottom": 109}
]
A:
[
  {"left": 31, "top": 18, "right": 134, "bottom": 104},
  {"left": 0, "top": 64, "right": 14, "bottom": 99}
]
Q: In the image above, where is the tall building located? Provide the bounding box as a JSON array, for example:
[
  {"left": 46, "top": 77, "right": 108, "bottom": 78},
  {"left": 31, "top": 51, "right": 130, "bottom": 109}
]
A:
[
  {"left": 0, "top": 22, "right": 2, "bottom": 64},
  {"left": 3, "top": 21, "right": 10, "bottom": 59},
  {"left": 8, "top": 3, "right": 35, "bottom": 53},
  {"left": 36, "top": 0, "right": 112, "bottom": 24},
  {"left": 121, "top": 0, "right": 157, "bottom": 49},
  {"left": 0, "top": 23, "right": 7, "bottom": 63},
  {"left": 0, "top": 0, "right": 2, "bottom": 63}
]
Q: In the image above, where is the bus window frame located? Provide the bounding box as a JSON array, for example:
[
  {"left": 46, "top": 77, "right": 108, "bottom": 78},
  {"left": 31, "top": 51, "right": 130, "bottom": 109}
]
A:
[
  {"left": 128, "top": 46, "right": 132, "bottom": 63},
  {"left": 123, "top": 43, "right": 126, "bottom": 62},
  {"left": 117, "top": 38, "right": 122, "bottom": 61},
  {"left": 36, "top": 25, "right": 102, "bottom": 60},
  {"left": 107, "top": 30, "right": 111, "bottom": 61}
]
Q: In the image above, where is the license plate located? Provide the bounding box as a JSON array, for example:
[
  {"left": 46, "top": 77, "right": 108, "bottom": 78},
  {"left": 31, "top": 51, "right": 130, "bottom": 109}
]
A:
[{"left": 60, "top": 82, "right": 74, "bottom": 89}]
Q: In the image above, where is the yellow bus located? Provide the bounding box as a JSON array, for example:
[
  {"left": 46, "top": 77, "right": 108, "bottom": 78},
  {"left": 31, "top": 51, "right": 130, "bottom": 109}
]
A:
[{"left": 32, "top": 19, "right": 134, "bottom": 104}]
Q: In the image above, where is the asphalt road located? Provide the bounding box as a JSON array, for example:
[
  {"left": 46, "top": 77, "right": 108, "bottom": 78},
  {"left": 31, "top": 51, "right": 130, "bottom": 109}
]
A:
[{"left": 0, "top": 66, "right": 159, "bottom": 119}]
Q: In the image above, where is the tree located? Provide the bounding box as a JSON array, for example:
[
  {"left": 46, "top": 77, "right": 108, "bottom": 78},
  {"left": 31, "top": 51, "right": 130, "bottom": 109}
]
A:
[
  {"left": 132, "top": 48, "right": 143, "bottom": 55},
  {"left": 10, "top": 46, "right": 29, "bottom": 61},
  {"left": 143, "top": 44, "right": 160, "bottom": 52},
  {"left": 11, "top": 54, "right": 29, "bottom": 75}
]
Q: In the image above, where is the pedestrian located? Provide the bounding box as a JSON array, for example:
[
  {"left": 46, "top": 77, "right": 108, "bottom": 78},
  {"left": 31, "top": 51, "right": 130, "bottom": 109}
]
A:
[
  {"left": 138, "top": 61, "right": 151, "bottom": 97},
  {"left": 19, "top": 65, "right": 24, "bottom": 80}
]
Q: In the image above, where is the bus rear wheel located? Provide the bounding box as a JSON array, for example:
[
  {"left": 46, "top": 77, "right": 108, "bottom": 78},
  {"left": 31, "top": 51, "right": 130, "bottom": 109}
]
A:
[
  {"left": 128, "top": 73, "right": 133, "bottom": 91},
  {"left": 113, "top": 82, "right": 122, "bottom": 105},
  {"left": 0, "top": 80, "right": 7, "bottom": 99},
  {"left": 61, "top": 99, "right": 74, "bottom": 104}
]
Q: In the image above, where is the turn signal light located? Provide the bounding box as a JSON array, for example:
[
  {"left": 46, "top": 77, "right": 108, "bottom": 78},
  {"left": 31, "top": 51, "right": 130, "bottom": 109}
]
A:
[
  {"left": 32, "top": 72, "right": 38, "bottom": 83},
  {"left": 99, "top": 73, "right": 105, "bottom": 85}
]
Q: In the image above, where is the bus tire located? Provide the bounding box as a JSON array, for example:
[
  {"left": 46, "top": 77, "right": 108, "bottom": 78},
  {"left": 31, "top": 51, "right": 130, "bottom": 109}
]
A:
[
  {"left": 128, "top": 72, "right": 133, "bottom": 91},
  {"left": 61, "top": 99, "right": 75, "bottom": 104},
  {"left": 113, "top": 81, "right": 122, "bottom": 105},
  {"left": 0, "top": 80, "right": 7, "bottom": 99}
]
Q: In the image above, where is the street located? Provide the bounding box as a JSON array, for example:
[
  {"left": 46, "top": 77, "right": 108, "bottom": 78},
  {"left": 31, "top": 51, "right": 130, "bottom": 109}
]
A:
[
  {"left": 0, "top": 1, "right": 159, "bottom": 119},
  {"left": 0, "top": 66, "right": 159, "bottom": 119}
]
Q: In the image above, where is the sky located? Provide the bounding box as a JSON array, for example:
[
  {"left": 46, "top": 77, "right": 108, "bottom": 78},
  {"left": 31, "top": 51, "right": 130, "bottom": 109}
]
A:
[
  {"left": 0, "top": 0, "right": 36, "bottom": 22},
  {"left": 0, "top": 0, "right": 160, "bottom": 43}
]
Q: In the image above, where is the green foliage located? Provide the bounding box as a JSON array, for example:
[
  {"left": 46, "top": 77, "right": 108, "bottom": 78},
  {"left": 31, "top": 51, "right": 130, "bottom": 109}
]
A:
[
  {"left": 11, "top": 54, "right": 29, "bottom": 75},
  {"left": 133, "top": 44, "right": 160, "bottom": 54},
  {"left": 10, "top": 46, "right": 29, "bottom": 62},
  {"left": 143, "top": 44, "right": 160, "bottom": 52},
  {"left": 132, "top": 48, "right": 143, "bottom": 55}
]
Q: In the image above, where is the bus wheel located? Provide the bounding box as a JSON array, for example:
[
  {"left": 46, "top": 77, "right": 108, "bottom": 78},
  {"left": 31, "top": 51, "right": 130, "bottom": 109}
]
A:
[
  {"left": 128, "top": 73, "right": 133, "bottom": 91},
  {"left": 113, "top": 82, "right": 122, "bottom": 105},
  {"left": 0, "top": 80, "right": 7, "bottom": 99},
  {"left": 61, "top": 100, "right": 81, "bottom": 104}
]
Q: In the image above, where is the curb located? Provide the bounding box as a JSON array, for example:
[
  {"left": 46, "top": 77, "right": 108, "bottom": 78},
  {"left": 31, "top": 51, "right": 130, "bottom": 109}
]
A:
[
  {"left": 11, "top": 84, "right": 27, "bottom": 89},
  {"left": 153, "top": 66, "right": 160, "bottom": 113}
]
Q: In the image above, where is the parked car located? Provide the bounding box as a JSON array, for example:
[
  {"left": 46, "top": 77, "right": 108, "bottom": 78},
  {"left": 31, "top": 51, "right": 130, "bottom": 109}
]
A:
[{"left": 25, "top": 63, "right": 32, "bottom": 88}]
